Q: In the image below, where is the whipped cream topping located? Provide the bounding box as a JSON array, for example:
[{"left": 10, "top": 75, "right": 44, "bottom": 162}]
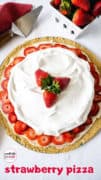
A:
[{"left": 8, "top": 47, "right": 94, "bottom": 136}]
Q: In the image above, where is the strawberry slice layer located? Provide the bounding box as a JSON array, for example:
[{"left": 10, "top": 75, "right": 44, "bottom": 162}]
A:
[
  {"left": 8, "top": 112, "right": 17, "bottom": 123},
  {"left": 24, "top": 47, "right": 38, "bottom": 56},
  {"left": 14, "top": 121, "right": 28, "bottom": 135},
  {"left": 2, "top": 102, "right": 14, "bottom": 114},
  {"left": 37, "top": 135, "right": 52, "bottom": 146},
  {"left": 25, "top": 128, "right": 37, "bottom": 140},
  {"left": 52, "top": 134, "right": 65, "bottom": 145}
]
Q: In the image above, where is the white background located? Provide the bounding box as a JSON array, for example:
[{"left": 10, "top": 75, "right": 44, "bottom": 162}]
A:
[{"left": 0, "top": 0, "right": 101, "bottom": 180}]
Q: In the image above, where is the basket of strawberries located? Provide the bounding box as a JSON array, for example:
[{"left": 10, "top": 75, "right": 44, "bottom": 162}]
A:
[{"left": 50, "top": 0, "right": 101, "bottom": 38}]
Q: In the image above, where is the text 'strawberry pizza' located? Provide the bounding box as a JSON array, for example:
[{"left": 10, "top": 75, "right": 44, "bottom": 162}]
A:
[{"left": 0, "top": 37, "right": 101, "bottom": 153}]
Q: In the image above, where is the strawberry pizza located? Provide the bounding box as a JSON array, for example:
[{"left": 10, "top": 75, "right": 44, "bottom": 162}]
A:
[{"left": 0, "top": 37, "right": 101, "bottom": 153}]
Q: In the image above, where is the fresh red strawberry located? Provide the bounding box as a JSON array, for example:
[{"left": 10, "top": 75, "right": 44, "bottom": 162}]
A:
[
  {"left": 63, "top": 132, "right": 75, "bottom": 142},
  {"left": 71, "top": 0, "right": 90, "bottom": 12},
  {"left": 92, "top": 0, "right": 101, "bottom": 17},
  {"left": 35, "top": 69, "right": 49, "bottom": 87},
  {"left": 89, "top": 102, "right": 100, "bottom": 116},
  {"left": 90, "top": 68, "right": 100, "bottom": 87},
  {"left": 0, "top": 91, "right": 4, "bottom": 101},
  {"left": 72, "top": 9, "right": 93, "bottom": 27},
  {"left": 53, "top": 43, "right": 69, "bottom": 49},
  {"left": 51, "top": 0, "right": 61, "bottom": 7},
  {"left": 54, "top": 77, "right": 70, "bottom": 90},
  {"left": 8, "top": 112, "right": 17, "bottom": 123},
  {"left": 14, "top": 121, "right": 28, "bottom": 135},
  {"left": 11, "top": 56, "right": 25, "bottom": 65},
  {"left": 38, "top": 43, "right": 52, "bottom": 50},
  {"left": 70, "top": 47, "right": 88, "bottom": 60},
  {"left": 85, "top": 118, "right": 92, "bottom": 125},
  {"left": 25, "top": 128, "right": 37, "bottom": 140},
  {"left": 78, "top": 53, "right": 88, "bottom": 61},
  {"left": 94, "top": 94, "right": 101, "bottom": 102},
  {"left": 52, "top": 134, "right": 65, "bottom": 145},
  {"left": 4, "top": 65, "right": 13, "bottom": 79},
  {"left": 1, "top": 79, "right": 8, "bottom": 90},
  {"left": 2, "top": 102, "right": 14, "bottom": 114},
  {"left": 95, "top": 85, "right": 101, "bottom": 93},
  {"left": 43, "top": 90, "right": 57, "bottom": 108},
  {"left": 24, "top": 46, "right": 38, "bottom": 56},
  {"left": 1, "top": 91, "right": 10, "bottom": 104},
  {"left": 72, "top": 124, "right": 86, "bottom": 134},
  {"left": 37, "top": 135, "right": 52, "bottom": 146}
]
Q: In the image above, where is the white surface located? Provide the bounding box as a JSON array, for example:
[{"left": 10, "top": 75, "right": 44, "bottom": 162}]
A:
[{"left": 0, "top": 0, "right": 101, "bottom": 180}]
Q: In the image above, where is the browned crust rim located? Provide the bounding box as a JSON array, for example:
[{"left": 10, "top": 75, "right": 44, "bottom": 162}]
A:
[{"left": 0, "top": 36, "right": 101, "bottom": 153}]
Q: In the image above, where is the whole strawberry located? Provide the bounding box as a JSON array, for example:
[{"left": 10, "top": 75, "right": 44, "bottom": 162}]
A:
[
  {"left": 43, "top": 91, "right": 57, "bottom": 108},
  {"left": 92, "top": 0, "right": 101, "bottom": 17},
  {"left": 71, "top": 0, "right": 90, "bottom": 12},
  {"left": 72, "top": 9, "right": 93, "bottom": 27}
]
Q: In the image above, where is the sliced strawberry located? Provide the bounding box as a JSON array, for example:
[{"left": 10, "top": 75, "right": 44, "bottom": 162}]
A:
[
  {"left": 37, "top": 135, "right": 52, "bottom": 146},
  {"left": 90, "top": 63, "right": 100, "bottom": 87},
  {"left": 94, "top": 94, "right": 101, "bottom": 102},
  {"left": 72, "top": 127, "right": 80, "bottom": 134},
  {"left": 4, "top": 65, "right": 13, "bottom": 79},
  {"left": 92, "top": 71, "right": 100, "bottom": 87},
  {"left": 54, "top": 0, "right": 61, "bottom": 6},
  {"left": 25, "top": 128, "right": 37, "bottom": 140},
  {"left": 95, "top": 85, "right": 101, "bottom": 93},
  {"left": 71, "top": 0, "right": 90, "bottom": 12},
  {"left": 78, "top": 52, "right": 88, "bottom": 61},
  {"left": 8, "top": 112, "right": 17, "bottom": 123},
  {"left": 0, "top": 91, "right": 4, "bottom": 101},
  {"left": 89, "top": 62, "right": 96, "bottom": 73},
  {"left": 38, "top": 43, "right": 52, "bottom": 50},
  {"left": 1, "top": 91, "right": 9, "bottom": 104},
  {"left": 72, "top": 124, "right": 86, "bottom": 134},
  {"left": 68, "top": 47, "right": 82, "bottom": 56},
  {"left": 2, "top": 102, "right": 14, "bottom": 114},
  {"left": 53, "top": 43, "right": 69, "bottom": 49},
  {"left": 43, "top": 90, "right": 57, "bottom": 108},
  {"left": 14, "top": 121, "right": 28, "bottom": 135},
  {"left": 12, "top": 56, "right": 25, "bottom": 65},
  {"left": 63, "top": 132, "right": 75, "bottom": 142},
  {"left": 24, "top": 46, "right": 38, "bottom": 56},
  {"left": 92, "top": 1, "right": 101, "bottom": 17},
  {"left": 85, "top": 118, "right": 92, "bottom": 125},
  {"left": 52, "top": 134, "right": 65, "bottom": 145},
  {"left": 54, "top": 77, "right": 70, "bottom": 90},
  {"left": 72, "top": 9, "right": 93, "bottom": 27},
  {"left": 89, "top": 102, "right": 100, "bottom": 116},
  {"left": 1, "top": 79, "right": 8, "bottom": 90},
  {"left": 35, "top": 69, "right": 49, "bottom": 87}
]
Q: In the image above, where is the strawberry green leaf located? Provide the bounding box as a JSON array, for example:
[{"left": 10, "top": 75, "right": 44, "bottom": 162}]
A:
[{"left": 41, "top": 75, "right": 53, "bottom": 89}]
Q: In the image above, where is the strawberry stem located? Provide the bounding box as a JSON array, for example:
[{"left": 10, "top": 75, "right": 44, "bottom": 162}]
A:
[{"left": 41, "top": 76, "right": 61, "bottom": 94}]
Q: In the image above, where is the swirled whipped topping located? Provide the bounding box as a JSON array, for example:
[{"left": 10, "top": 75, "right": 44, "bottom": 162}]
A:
[{"left": 8, "top": 47, "right": 94, "bottom": 136}]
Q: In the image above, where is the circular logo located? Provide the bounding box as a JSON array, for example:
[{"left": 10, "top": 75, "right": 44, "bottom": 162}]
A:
[{"left": 4, "top": 149, "right": 17, "bottom": 163}]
